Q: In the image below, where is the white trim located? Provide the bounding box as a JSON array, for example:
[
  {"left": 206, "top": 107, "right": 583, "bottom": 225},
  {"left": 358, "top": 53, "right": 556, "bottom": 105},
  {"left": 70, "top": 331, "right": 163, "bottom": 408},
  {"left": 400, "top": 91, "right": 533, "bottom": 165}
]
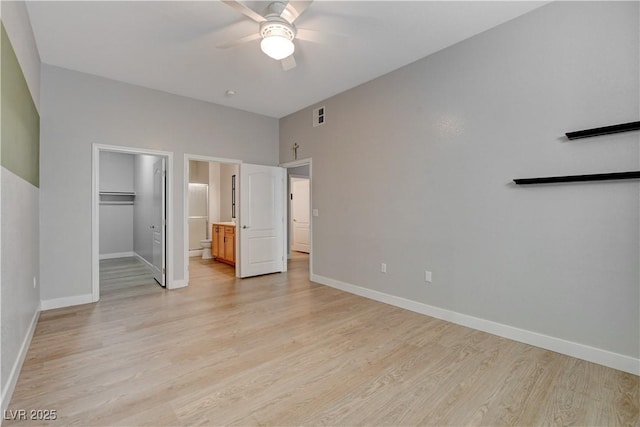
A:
[
  {"left": 0, "top": 310, "right": 39, "bottom": 417},
  {"left": 189, "top": 249, "right": 204, "bottom": 257},
  {"left": 280, "top": 158, "right": 312, "bottom": 169},
  {"left": 99, "top": 251, "right": 135, "bottom": 260},
  {"left": 280, "top": 158, "right": 313, "bottom": 278},
  {"left": 171, "top": 280, "right": 188, "bottom": 289},
  {"left": 311, "top": 273, "right": 640, "bottom": 376},
  {"left": 40, "top": 294, "right": 94, "bottom": 311},
  {"left": 92, "top": 144, "right": 175, "bottom": 296},
  {"left": 183, "top": 154, "right": 243, "bottom": 284}
]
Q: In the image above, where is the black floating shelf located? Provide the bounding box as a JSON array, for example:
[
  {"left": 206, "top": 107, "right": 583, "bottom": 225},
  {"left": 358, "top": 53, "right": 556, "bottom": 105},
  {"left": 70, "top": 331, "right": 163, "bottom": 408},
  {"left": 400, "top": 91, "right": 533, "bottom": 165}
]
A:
[
  {"left": 514, "top": 171, "right": 640, "bottom": 185},
  {"left": 565, "top": 121, "right": 640, "bottom": 140}
]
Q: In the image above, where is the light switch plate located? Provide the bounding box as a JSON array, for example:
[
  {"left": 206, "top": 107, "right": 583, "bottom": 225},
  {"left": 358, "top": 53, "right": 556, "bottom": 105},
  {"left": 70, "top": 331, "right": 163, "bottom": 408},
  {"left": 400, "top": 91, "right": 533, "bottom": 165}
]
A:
[{"left": 312, "top": 209, "right": 319, "bottom": 217}]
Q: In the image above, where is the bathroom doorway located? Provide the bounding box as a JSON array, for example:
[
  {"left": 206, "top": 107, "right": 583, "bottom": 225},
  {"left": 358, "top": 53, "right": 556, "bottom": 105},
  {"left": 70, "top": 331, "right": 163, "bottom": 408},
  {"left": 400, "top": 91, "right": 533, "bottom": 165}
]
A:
[{"left": 185, "top": 155, "right": 240, "bottom": 279}]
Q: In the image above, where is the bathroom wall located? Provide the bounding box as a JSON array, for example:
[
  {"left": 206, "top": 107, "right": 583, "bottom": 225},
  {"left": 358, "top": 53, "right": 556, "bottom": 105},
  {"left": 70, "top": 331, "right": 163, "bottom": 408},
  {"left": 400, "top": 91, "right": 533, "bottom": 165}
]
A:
[
  {"left": 219, "top": 163, "right": 238, "bottom": 222},
  {"left": 209, "top": 162, "right": 221, "bottom": 224},
  {"left": 189, "top": 160, "right": 209, "bottom": 184},
  {"left": 99, "top": 151, "right": 134, "bottom": 258}
]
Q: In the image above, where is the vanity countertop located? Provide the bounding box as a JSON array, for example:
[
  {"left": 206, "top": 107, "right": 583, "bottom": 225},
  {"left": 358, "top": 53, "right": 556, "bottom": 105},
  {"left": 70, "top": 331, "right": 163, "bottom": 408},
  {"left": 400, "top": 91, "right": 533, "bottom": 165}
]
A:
[{"left": 212, "top": 222, "right": 236, "bottom": 227}]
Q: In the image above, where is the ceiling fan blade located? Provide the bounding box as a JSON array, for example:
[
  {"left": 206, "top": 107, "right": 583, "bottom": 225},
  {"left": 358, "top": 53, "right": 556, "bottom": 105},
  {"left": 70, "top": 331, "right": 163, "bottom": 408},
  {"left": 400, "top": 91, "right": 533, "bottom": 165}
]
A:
[
  {"left": 296, "top": 28, "right": 347, "bottom": 46},
  {"left": 281, "top": 1, "right": 313, "bottom": 23},
  {"left": 221, "top": 1, "right": 266, "bottom": 23},
  {"left": 281, "top": 54, "right": 297, "bottom": 71},
  {"left": 216, "top": 32, "right": 261, "bottom": 49}
]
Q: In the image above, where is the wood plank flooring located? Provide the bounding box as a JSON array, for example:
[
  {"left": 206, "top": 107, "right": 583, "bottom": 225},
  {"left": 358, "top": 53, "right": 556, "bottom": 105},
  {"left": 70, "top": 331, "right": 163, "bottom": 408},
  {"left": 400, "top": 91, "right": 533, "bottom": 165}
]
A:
[{"left": 5, "top": 253, "right": 638, "bottom": 426}]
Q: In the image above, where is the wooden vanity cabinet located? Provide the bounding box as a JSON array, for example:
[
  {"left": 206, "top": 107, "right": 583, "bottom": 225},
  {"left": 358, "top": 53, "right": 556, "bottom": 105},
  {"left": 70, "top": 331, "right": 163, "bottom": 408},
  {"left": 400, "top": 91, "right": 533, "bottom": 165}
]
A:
[
  {"left": 211, "top": 223, "right": 235, "bottom": 266},
  {"left": 224, "top": 226, "right": 235, "bottom": 265}
]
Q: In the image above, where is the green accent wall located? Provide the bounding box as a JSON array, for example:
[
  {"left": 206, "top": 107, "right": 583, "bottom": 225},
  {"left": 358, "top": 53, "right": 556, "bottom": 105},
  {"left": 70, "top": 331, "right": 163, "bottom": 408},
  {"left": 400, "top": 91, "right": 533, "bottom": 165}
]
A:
[{"left": 1, "top": 23, "right": 40, "bottom": 187}]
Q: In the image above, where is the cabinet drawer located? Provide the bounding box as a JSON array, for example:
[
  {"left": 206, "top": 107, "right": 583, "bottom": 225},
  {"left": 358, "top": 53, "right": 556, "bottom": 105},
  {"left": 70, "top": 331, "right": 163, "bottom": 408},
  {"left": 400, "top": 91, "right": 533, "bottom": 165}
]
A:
[{"left": 224, "top": 226, "right": 235, "bottom": 236}]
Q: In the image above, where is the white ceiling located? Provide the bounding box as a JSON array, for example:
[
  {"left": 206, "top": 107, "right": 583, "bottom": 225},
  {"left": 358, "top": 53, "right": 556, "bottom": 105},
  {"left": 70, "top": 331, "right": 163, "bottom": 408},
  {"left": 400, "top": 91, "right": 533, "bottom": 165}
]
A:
[{"left": 26, "top": 1, "right": 548, "bottom": 118}]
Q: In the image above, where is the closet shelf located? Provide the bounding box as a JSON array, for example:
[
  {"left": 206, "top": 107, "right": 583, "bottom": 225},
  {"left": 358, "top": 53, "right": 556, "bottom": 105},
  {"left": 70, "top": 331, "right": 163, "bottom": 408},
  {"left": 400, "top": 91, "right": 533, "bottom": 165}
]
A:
[
  {"left": 99, "top": 191, "right": 136, "bottom": 195},
  {"left": 100, "top": 201, "right": 135, "bottom": 205},
  {"left": 99, "top": 191, "right": 136, "bottom": 205}
]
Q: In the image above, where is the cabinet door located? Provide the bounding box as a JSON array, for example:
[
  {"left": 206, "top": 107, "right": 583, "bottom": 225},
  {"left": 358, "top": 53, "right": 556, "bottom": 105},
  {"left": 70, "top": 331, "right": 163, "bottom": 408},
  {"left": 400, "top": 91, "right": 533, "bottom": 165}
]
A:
[
  {"left": 224, "top": 227, "right": 235, "bottom": 263},
  {"left": 212, "top": 226, "right": 220, "bottom": 257},
  {"left": 217, "top": 227, "right": 225, "bottom": 259}
]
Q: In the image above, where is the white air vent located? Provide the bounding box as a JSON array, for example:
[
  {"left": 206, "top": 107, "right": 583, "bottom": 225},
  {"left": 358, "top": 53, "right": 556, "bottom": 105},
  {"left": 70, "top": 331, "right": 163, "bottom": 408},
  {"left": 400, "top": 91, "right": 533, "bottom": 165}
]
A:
[{"left": 313, "top": 106, "right": 325, "bottom": 127}]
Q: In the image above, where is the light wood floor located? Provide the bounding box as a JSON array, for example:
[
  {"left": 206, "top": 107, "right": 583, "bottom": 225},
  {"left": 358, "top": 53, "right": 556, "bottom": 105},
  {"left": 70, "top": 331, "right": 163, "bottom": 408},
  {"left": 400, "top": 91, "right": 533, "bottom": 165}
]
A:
[{"left": 6, "top": 253, "right": 638, "bottom": 426}]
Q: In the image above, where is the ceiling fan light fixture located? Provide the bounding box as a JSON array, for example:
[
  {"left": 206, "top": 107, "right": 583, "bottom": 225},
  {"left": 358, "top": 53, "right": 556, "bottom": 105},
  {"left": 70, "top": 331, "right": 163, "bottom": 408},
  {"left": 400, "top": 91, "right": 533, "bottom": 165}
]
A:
[
  {"left": 260, "top": 35, "right": 295, "bottom": 60},
  {"left": 260, "top": 21, "right": 295, "bottom": 60}
]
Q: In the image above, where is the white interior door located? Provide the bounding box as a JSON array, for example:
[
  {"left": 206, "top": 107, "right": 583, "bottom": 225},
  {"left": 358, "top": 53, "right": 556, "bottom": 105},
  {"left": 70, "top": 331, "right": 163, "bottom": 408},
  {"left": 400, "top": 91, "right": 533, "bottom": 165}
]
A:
[
  {"left": 152, "top": 157, "right": 166, "bottom": 286},
  {"left": 291, "top": 177, "right": 310, "bottom": 253},
  {"left": 239, "top": 163, "right": 285, "bottom": 278}
]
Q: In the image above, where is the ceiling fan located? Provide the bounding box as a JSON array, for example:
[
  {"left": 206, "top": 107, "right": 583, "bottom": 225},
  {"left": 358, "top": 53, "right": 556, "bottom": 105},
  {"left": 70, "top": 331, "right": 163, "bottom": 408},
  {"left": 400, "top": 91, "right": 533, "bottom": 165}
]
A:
[{"left": 217, "top": 0, "right": 337, "bottom": 71}]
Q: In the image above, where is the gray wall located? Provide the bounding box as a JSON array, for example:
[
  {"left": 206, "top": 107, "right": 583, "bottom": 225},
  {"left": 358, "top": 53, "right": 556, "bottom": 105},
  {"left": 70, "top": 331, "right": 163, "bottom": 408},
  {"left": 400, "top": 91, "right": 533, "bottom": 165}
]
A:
[
  {"left": 0, "top": 1, "right": 40, "bottom": 110},
  {"left": 279, "top": 2, "right": 639, "bottom": 359},
  {"left": 0, "top": 0, "right": 41, "bottom": 413},
  {"left": 133, "top": 154, "right": 161, "bottom": 265},
  {"left": 99, "top": 152, "right": 134, "bottom": 256},
  {"left": 40, "top": 64, "right": 278, "bottom": 301}
]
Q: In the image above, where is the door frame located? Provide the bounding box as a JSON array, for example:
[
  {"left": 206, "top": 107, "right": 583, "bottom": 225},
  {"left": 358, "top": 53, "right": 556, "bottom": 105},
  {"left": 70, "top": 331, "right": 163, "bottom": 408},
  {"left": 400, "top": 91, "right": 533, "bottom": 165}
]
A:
[
  {"left": 91, "top": 144, "right": 174, "bottom": 302},
  {"left": 280, "top": 158, "right": 313, "bottom": 278},
  {"left": 183, "top": 154, "right": 242, "bottom": 284}
]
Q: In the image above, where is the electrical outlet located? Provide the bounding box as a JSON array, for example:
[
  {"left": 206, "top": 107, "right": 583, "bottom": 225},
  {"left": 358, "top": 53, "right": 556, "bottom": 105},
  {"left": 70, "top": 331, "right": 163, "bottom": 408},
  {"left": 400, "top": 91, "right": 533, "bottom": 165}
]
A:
[
  {"left": 312, "top": 209, "right": 319, "bottom": 217},
  {"left": 33, "top": 276, "right": 37, "bottom": 288},
  {"left": 381, "top": 263, "right": 387, "bottom": 273},
  {"left": 425, "top": 270, "right": 432, "bottom": 283}
]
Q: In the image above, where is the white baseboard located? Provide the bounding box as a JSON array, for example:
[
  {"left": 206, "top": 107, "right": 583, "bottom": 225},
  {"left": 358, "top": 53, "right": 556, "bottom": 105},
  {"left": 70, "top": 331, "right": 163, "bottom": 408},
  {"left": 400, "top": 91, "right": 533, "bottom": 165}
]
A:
[
  {"left": 40, "top": 293, "right": 94, "bottom": 311},
  {"left": 1, "top": 309, "right": 40, "bottom": 417},
  {"left": 134, "top": 253, "right": 188, "bottom": 290},
  {"left": 189, "top": 249, "right": 203, "bottom": 257},
  {"left": 311, "top": 273, "right": 640, "bottom": 376},
  {"left": 133, "top": 252, "right": 154, "bottom": 271},
  {"left": 99, "top": 251, "right": 134, "bottom": 260}
]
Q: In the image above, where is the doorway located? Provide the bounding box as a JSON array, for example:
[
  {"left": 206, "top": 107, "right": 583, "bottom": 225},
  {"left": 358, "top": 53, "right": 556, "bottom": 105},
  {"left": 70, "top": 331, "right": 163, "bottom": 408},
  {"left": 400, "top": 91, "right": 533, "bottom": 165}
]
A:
[
  {"left": 281, "top": 159, "right": 313, "bottom": 278},
  {"left": 290, "top": 176, "right": 310, "bottom": 253},
  {"left": 185, "top": 157, "right": 239, "bottom": 275},
  {"left": 184, "top": 155, "right": 287, "bottom": 284},
  {"left": 92, "top": 144, "right": 173, "bottom": 302}
]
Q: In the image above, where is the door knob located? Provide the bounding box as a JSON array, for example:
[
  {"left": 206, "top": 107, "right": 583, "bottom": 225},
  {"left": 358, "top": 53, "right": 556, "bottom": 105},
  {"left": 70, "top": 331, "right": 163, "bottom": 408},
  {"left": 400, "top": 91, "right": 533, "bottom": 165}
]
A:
[
  {"left": 242, "top": 225, "right": 249, "bottom": 229},
  {"left": 150, "top": 225, "right": 155, "bottom": 229}
]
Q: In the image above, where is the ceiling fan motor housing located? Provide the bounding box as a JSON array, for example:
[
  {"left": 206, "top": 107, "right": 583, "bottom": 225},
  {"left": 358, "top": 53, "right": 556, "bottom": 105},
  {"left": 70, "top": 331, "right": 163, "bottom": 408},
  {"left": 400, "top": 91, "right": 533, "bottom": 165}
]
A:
[{"left": 260, "top": 19, "right": 295, "bottom": 42}]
